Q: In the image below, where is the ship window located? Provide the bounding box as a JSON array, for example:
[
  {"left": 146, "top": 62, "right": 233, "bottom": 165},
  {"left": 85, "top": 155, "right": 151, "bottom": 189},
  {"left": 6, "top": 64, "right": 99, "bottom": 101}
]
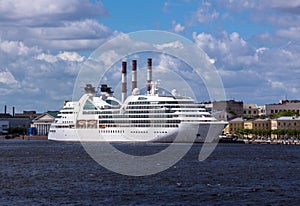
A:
[
  {"left": 138, "top": 97, "right": 147, "bottom": 100},
  {"left": 106, "top": 99, "right": 120, "bottom": 106},
  {"left": 83, "top": 100, "right": 97, "bottom": 110}
]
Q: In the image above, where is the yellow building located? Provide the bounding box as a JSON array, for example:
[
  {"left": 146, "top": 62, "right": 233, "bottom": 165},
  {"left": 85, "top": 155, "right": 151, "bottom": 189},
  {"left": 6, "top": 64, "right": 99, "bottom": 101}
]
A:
[
  {"left": 252, "top": 119, "right": 271, "bottom": 131},
  {"left": 276, "top": 116, "right": 300, "bottom": 130},
  {"left": 244, "top": 121, "right": 253, "bottom": 130},
  {"left": 227, "top": 117, "right": 244, "bottom": 135},
  {"left": 227, "top": 116, "right": 300, "bottom": 139}
]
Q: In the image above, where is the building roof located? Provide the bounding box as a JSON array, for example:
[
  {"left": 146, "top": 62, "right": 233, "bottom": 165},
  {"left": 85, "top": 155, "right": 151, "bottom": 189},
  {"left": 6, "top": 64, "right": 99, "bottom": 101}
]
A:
[
  {"left": 230, "top": 117, "right": 244, "bottom": 122},
  {"left": 243, "top": 104, "right": 258, "bottom": 109},
  {"left": 277, "top": 116, "right": 300, "bottom": 121},
  {"left": 32, "top": 111, "right": 59, "bottom": 122},
  {"left": 46, "top": 111, "right": 59, "bottom": 118},
  {"left": 253, "top": 118, "right": 270, "bottom": 122},
  {"left": 0, "top": 113, "right": 12, "bottom": 118}
]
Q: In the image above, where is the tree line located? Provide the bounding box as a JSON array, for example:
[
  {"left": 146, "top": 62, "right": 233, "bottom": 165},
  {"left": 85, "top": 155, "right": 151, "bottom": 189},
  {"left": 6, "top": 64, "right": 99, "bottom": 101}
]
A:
[{"left": 234, "top": 128, "right": 300, "bottom": 140}]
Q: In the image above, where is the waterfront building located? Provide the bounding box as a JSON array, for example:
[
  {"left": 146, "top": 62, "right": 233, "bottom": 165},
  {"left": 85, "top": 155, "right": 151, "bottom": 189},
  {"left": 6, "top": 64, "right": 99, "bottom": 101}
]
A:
[
  {"left": 0, "top": 106, "right": 40, "bottom": 129},
  {"left": 270, "top": 116, "right": 300, "bottom": 139},
  {"left": 276, "top": 116, "right": 300, "bottom": 130},
  {"left": 227, "top": 117, "right": 244, "bottom": 135},
  {"left": 265, "top": 100, "right": 300, "bottom": 116},
  {"left": 0, "top": 120, "right": 9, "bottom": 134},
  {"left": 252, "top": 118, "right": 271, "bottom": 131},
  {"left": 213, "top": 100, "right": 243, "bottom": 120},
  {"left": 14, "top": 111, "right": 39, "bottom": 119},
  {"left": 243, "top": 104, "right": 259, "bottom": 117},
  {"left": 31, "top": 111, "right": 59, "bottom": 136}
]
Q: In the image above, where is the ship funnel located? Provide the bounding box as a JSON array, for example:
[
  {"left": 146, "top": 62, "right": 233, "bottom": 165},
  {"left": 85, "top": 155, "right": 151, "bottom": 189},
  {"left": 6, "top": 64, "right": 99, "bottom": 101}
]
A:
[
  {"left": 121, "top": 61, "right": 127, "bottom": 103},
  {"left": 147, "top": 58, "right": 152, "bottom": 93},
  {"left": 132, "top": 60, "right": 137, "bottom": 92}
]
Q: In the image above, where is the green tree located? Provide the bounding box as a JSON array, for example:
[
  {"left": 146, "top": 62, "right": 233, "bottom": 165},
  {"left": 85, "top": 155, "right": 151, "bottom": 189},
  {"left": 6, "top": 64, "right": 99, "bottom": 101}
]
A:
[{"left": 274, "top": 110, "right": 298, "bottom": 118}]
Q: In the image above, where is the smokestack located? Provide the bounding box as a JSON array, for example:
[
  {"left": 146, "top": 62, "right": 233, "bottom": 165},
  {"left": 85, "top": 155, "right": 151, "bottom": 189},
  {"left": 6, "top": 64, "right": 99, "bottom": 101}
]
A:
[
  {"left": 147, "top": 58, "right": 152, "bottom": 93},
  {"left": 132, "top": 60, "right": 137, "bottom": 92},
  {"left": 121, "top": 61, "right": 127, "bottom": 103},
  {"left": 12, "top": 106, "right": 15, "bottom": 117},
  {"left": 4, "top": 105, "right": 6, "bottom": 114}
]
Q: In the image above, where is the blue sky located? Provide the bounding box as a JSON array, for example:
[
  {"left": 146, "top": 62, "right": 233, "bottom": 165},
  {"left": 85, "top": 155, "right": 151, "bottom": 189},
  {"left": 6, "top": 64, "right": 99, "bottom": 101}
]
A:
[{"left": 0, "top": 0, "right": 300, "bottom": 112}]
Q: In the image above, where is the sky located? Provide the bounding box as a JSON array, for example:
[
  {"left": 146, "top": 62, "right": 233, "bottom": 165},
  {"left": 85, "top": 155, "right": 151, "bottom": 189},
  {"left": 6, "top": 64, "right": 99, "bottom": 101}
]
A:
[{"left": 0, "top": 0, "right": 300, "bottom": 113}]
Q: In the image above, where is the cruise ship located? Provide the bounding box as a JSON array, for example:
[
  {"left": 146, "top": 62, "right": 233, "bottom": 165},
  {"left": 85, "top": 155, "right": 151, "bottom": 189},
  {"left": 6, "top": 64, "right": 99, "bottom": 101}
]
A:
[{"left": 48, "top": 58, "right": 227, "bottom": 142}]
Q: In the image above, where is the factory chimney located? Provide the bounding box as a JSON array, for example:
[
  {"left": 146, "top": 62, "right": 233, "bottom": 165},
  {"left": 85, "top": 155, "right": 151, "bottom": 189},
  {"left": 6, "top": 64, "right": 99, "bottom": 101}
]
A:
[
  {"left": 121, "top": 61, "right": 127, "bottom": 103},
  {"left": 12, "top": 106, "right": 15, "bottom": 117},
  {"left": 4, "top": 105, "right": 6, "bottom": 114},
  {"left": 132, "top": 60, "right": 137, "bottom": 92},
  {"left": 147, "top": 58, "right": 152, "bottom": 93}
]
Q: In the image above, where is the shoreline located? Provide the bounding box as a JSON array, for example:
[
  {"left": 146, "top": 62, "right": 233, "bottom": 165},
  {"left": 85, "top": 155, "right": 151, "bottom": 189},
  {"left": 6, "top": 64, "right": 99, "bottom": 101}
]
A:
[
  {"left": 0, "top": 135, "right": 48, "bottom": 140},
  {"left": 0, "top": 135, "right": 299, "bottom": 145}
]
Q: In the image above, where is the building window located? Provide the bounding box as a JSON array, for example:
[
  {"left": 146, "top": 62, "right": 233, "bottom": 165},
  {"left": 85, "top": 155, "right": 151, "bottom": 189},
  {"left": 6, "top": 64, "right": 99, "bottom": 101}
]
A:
[{"left": 271, "top": 110, "right": 274, "bottom": 113}]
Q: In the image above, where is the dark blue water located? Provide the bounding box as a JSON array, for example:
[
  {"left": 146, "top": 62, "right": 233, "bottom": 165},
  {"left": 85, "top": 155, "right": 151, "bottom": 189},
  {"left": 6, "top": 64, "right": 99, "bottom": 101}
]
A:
[{"left": 1, "top": 140, "right": 299, "bottom": 205}]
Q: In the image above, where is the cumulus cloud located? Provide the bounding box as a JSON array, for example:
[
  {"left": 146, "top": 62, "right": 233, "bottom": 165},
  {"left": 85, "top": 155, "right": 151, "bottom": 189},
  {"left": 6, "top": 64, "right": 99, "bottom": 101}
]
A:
[
  {"left": 0, "top": 0, "right": 119, "bottom": 111},
  {"left": 192, "top": 1, "right": 219, "bottom": 23},
  {"left": 192, "top": 29, "right": 300, "bottom": 104},
  {"left": 154, "top": 41, "right": 184, "bottom": 50},
  {"left": 0, "top": 1, "right": 114, "bottom": 52},
  {"left": 0, "top": 0, "right": 108, "bottom": 25},
  {"left": 0, "top": 39, "right": 85, "bottom": 111},
  {"left": 0, "top": 68, "right": 19, "bottom": 86},
  {"left": 172, "top": 20, "right": 185, "bottom": 33},
  {"left": 35, "top": 51, "right": 85, "bottom": 63},
  {"left": 193, "top": 31, "right": 253, "bottom": 69}
]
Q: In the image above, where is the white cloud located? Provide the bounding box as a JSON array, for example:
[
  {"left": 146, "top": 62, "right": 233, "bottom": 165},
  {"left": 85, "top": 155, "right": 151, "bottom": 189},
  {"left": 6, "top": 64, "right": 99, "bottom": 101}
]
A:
[
  {"left": 0, "top": 1, "right": 114, "bottom": 52},
  {"left": 0, "top": 0, "right": 117, "bottom": 111},
  {"left": 0, "top": 0, "right": 108, "bottom": 24},
  {"left": 0, "top": 68, "right": 19, "bottom": 86},
  {"left": 276, "top": 27, "right": 300, "bottom": 40},
  {"left": 35, "top": 53, "right": 58, "bottom": 63},
  {"left": 57, "top": 51, "right": 85, "bottom": 62},
  {"left": 193, "top": 1, "right": 219, "bottom": 23},
  {"left": 154, "top": 41, "right": 184, "bottom": 50},
  {"left": 35, "top": 51, "right": 85, "bottom": 63},
  {"left": 192, "top": 28, "right": 300, "bottom": 104},
  {"left": 193, "top": 31, "right": 253, "bottom": 68},
  {"left": 172, "top": 20, "right": 185, "bottom": 33},
  {"left": 0, "top": 40, "right": 40, "bottom": 57},
  {"left": 0, "top": 39, "right": 85, "bottom": 111}
]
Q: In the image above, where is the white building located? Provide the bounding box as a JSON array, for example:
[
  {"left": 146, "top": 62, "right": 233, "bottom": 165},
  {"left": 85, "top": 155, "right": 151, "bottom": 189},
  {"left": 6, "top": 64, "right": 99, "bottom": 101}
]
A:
[
  {"left": 0, "top": 120, "right": 9, "bottom": 134},
  {"left": 31, "top": 112, "right": 58, "bottom": 136}
]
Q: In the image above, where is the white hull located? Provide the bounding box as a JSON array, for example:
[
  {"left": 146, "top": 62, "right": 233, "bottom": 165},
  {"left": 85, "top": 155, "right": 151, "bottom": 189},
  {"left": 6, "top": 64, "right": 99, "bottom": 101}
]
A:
[{"left": 48, "top": 122, "right": 225, "bottom": 143}]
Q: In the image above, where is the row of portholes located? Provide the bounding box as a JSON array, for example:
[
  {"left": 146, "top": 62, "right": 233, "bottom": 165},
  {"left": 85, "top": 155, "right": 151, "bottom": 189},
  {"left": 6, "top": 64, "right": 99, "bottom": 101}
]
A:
[
  {"left": 98, "top": 130, "right": 124, "bottom": 133},
  {"left": 97, "top": 130, "right": 168, "bottom": 134},
  {"left": 130, "top": 131, "right": 149, "bottom": 134},
  {"left": 154, "top": 131, "right": 168, "bottom": 134},
  {"left": 62, "top": 121, "right": 73, "bottom": 124}
]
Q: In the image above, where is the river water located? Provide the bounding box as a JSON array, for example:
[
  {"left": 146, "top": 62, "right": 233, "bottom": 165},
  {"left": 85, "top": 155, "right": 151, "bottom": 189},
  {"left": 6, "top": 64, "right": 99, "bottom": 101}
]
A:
[{"left": 1, "top": 140, "right": 299, "bottom": 205}]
